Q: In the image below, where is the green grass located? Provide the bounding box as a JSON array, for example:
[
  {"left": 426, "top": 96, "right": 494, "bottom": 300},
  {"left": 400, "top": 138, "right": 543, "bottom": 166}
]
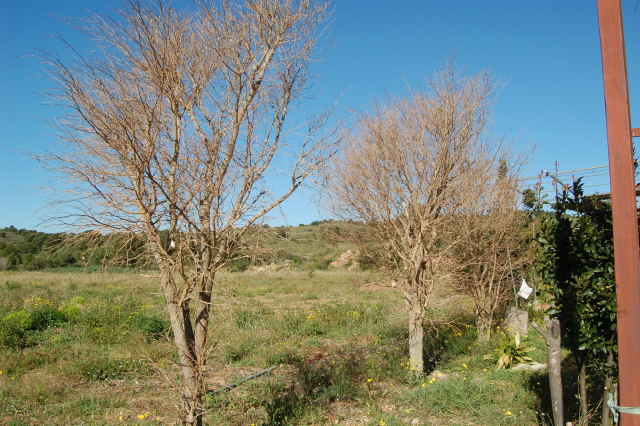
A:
[{"left": 0, "top": 269, "right": 551, "bottom": 424}]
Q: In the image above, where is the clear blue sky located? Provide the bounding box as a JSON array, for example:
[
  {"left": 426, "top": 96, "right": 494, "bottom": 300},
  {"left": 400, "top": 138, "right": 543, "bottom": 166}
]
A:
[{"left": 2, "top": 0, "right": 640, "bottom": 230}]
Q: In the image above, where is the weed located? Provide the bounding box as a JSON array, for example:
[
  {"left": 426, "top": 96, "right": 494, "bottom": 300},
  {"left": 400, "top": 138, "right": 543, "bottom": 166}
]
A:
[{"left": 134, "top": 314, "right": 172, "bottom": 341}]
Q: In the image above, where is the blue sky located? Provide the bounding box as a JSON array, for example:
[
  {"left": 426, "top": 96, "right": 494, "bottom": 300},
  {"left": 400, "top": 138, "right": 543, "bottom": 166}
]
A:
[{"left": 2, "top": 1, "right": 640, "bottom": 230}]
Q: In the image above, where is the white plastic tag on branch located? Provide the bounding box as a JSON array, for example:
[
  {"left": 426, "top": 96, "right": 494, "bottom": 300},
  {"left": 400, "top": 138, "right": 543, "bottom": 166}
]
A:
[{"left": 517, "top": 278, "right": 533, "bottom": 300}]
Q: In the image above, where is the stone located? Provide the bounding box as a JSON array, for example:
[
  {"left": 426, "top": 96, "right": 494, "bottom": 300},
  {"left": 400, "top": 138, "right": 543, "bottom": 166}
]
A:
[
  {"left": 512, "top": 362, "right": 547, "bottom": 371},
  {"left": 427, "top": 370, "right": 447, "bottom": 380},
  {"left": 504, "top": 306, "right": 528, "bottom": 337}
]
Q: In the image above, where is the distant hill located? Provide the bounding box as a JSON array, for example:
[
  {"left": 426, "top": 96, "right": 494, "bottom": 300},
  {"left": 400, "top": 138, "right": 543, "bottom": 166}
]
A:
[{"left": 0, "top": 221, "right": 372, "bottom": 272}]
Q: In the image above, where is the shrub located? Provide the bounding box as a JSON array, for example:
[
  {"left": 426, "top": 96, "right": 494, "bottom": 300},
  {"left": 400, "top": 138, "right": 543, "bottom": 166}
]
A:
[
  {"left": 275, "top": 250, "right": 302, "bottom": 267},
  {"left": 0, "top": 310, "right": 33, "bottom": 347},
  {"left": 490, "top": 332, "right": 534, "bottom": 369},
  {"left": 227, "top": 257, "right": 251, "bottom": 272},
  {"left": 30, "top": 306, "right": 68, "bottom": 330},
  {"left": 58, "top": 305, "right": 82, "bottom": 322},
  {"left": 134, "top": 314, "right": 172, "bottom": 340}
]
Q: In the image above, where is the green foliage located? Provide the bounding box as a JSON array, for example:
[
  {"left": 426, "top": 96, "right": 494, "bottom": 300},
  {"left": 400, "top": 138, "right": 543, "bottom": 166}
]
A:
[
  {"left": 227, "top": 256, "right": 251, "bottom": 272},
  {"left": 522, "top": 188, "right": 537, "bottom": 210},
  {"left": 133, "top": 314, "right": 171, "bottom": 341},
  {"left": 0, "top": 302, "right": 73, "bottom": 348},
  {"left": 0, "top": 227, "right": 148, "bottom": 270},
  {"left": 0, "top": 310, "right": 33, "bottom": 347},
  {"left": 78, "top": 305, "right": 129, "bottom": 344},
  {"left": 70, "top": 355, "right": 147, "bottom": 381},
  {"left": 1, "top": 270, "right": 547, "bottom": 424},
  {"left": 534, "top": 178, "right": 618, "bottom": 378},
  {"left": 30, "top": 306, "right": 68, "bottom": 330},
  {"left": 490, "top": 333, "right": 534, "bottom": 369},
  {"left": 58, "top": 305, "right": 82, "bottom": 321}
]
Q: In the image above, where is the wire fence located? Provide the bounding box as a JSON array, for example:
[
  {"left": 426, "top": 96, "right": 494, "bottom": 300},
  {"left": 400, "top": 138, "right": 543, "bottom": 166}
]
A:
[{"left": 518, "top": 164, "right": 612, "bottom": 203}]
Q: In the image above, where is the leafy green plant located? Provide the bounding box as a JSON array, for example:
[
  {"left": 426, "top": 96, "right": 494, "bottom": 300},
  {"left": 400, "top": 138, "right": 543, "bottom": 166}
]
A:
[
  {"left": 70, "top": 355, "right": 147, "bottom": 381},
  {"left": 30, "top": 306, "right": 67, "bottom": 330},
  {"left": 491, "top": 333, "right": 534, "bottom": 369},
  {"left": 134, "top": 314, "right": 171, "bottom": 341},
  {"left": 0, "top": 310, "right": 33, "bottom": 347}
]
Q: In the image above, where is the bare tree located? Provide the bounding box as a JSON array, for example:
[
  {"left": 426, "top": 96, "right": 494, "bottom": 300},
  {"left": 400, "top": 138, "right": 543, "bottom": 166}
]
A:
[
  {"left": 41, "top": 0, "right": 333, "bottom": 423},
  {"left": 327, "top": 65, "right": 498, "bottom": 374},
  {"left": 451, "top": 158, "right": 529, "bottom": 341}
]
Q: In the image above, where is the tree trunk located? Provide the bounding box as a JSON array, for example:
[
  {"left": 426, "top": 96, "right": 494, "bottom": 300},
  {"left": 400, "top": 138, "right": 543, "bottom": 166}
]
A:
[
  {"left": 159, "top": 270, "right": 205, "bottom": 425},
  {"left": 579, "top": 362, "right": 588, "bottom": 422},
  {"left": 408, "top": 304, "right": 425, "bottom": 375},
  {"left": 476, "top": 307, "right": 492, "bottom": 342},
  {"left": 532, "top": 318, "right": 564, "bottom": 426},
  {"left": 602, "top": 375, "right": 613, "bottom": 426},
  {"left": 601, "top": 352, "right": 614, "bottom": 426}
]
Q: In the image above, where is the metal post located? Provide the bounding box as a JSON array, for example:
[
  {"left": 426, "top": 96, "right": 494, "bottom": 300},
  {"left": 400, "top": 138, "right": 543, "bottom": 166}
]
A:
[{"left": 597, "top": 0, "right": 640, "bottom": 423}]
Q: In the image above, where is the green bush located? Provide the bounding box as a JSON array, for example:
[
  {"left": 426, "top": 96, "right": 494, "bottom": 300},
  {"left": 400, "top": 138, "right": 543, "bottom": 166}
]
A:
[
  {"left": 275, "top": 250, "right": 302, "bottom": 267},
  {"left": 134, "top": 314, "right": 172, "bottom": 340},
  {"left": 227, "top": 257, "right": 251, "bottom": 272},
  {"left": 0, "top": 310, "right": 33, "bottom": 347},
  {"left": 58, "top": 305, "right": 82, "bottom": 321},
  {"left": 30, "top": 306, "right": 68, "bottom": 330}
]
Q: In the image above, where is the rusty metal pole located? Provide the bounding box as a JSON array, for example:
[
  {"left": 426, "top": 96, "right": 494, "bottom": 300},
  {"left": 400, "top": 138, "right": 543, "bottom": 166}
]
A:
[{"left": 597, "top": 0, "right": 640, "bottom": 423}]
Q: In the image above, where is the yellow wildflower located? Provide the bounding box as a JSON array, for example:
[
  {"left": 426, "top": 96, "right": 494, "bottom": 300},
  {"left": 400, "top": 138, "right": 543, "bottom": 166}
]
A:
[
  {"left": 380, "top": 421, "right": 386, "bottom": 426},
  {"left": 461, "top": 363, "right": 468, "bottom": 368},
  {"left": 506, "top": 411, "right": 512, "bottom": 416},
  {"left": 421, "top": 383, "right": 426, "bottom": 388},
  {"left": 367, "top": 378, "right": 373, "bottom": 383}
]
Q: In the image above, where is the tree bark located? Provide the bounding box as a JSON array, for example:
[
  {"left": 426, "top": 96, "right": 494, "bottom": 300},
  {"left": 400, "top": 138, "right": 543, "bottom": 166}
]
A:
[
  {"left": 602, "top": 376, "right": 613, "bottom": 426},
  {"left": 532, "top": 318, "right": 564, "bottom": 426},
  {"left": 579, "top": 362, "right": 588, "bottom": 422},
  {"left": 601, "top": 352, "right": 614, "bottom": 426},
  {"left": 158, "top": 269, "right": 204, "bottom": 425},
  {"left": 476, "top": 307, "right": 492, "bottom": 342},
  {"left": 408, "top": 303, "right": 425, "bottom": 375}
]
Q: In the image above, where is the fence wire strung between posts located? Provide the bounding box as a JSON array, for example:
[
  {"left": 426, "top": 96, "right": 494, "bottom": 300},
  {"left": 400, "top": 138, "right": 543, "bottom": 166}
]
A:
[{"left": 518, "top": 164, "right": 615, "bottom": 205}]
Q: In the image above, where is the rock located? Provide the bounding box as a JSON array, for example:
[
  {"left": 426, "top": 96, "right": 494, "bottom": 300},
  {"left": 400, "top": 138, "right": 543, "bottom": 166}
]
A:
[
  {"left": 512, "top": 362, "right": 547, "bottom": 371},
  {"left": 330, "top": 250, "right": 357, "bottom": 268},
  {"left": 411, "top": 418, "right": 420, "bottom": 425},
  {"left": 427, "top": 370, "right": 447, "bottom": 380},
  {"left": 248, "top": 262, "right": 280, "bottom": 272},
  {"left": 504, "top": 306, "right": 528, "bottom": 337}
]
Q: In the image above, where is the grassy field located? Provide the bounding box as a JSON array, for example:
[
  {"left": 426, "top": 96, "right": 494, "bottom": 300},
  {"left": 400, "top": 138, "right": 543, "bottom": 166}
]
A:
[{"left": 0, "top": 269, "right": 552, "bottom": 425}]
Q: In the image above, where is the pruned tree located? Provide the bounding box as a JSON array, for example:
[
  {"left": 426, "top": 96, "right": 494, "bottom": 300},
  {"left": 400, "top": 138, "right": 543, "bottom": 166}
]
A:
[
  {"left": 327, "top": 65, "right": 499, "bottom": 374},
  {"left": 40, "top": 0, "right": 333, "bottom": 424},
  {"left": 451, "top": 159, "right": 529, "bottom": 341}
]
